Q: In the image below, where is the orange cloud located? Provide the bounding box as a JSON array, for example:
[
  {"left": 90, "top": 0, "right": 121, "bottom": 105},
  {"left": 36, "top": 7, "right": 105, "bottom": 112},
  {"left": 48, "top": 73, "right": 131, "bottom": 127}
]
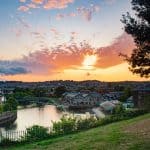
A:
[
  {"left": 95, "top": 32, "right": 135, "bottom": 68},
  {"left": 32, "top": 0, "right": 44, "bottom": 4},
  {"left": 0, "top": 33, "right": 135, "bottom": 76},
  {"left": 25, "top": 33, "right": 134, "bottom": 72},
  {"left": 44, "top": 0, "right": 74, "bottom": 9},
  {"left": 18, "top": 0, "right": 74, "bottom": 12}
]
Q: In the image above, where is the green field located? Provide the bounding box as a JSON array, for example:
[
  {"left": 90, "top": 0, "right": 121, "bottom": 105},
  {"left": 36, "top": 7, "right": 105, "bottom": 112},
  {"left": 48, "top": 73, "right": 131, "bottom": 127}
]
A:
[{"left": 3, "top": 113, "right": 150, "bottom": 150}]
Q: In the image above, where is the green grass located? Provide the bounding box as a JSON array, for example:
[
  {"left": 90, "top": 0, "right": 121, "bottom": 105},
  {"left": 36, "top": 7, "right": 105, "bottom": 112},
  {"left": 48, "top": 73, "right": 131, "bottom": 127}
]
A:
[{"left": 2, "top": 113, "right": 150, "bottom": 150}]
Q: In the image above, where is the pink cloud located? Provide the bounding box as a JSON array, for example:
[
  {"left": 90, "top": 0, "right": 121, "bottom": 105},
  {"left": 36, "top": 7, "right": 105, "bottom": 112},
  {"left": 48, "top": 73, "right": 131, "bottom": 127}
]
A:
[
  {"left": 68, "top": 12, "right": 76, "bottom": 17},
  {"left": 0, "top": 33, "right": 135, "bottom": 75},
  {"left": 28, "top": 3, "right": 39, "bottom": 8},
  {"left": 25, "top": 33, "right": 134, "bottom": 73},
  {"left": 18, "top": 0, "right": 74, "bottom": 12},
  {"left": 19, "top": 0, "right": 26, "bottom": 2},
  {"left": 18, "top": 6, "right": 29, "bottom": 12},
  {"left": 44, "top": 0, "right": 74, "bottom": 9},
  {"left": 95, "top": 33, "right": 135, "bottom": 68}
]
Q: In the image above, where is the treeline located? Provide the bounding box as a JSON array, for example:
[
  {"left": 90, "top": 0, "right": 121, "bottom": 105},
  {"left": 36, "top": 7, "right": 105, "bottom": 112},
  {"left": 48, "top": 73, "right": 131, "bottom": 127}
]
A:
[{"left": 6, "top": 86, "right": 67, "bottom": 107}]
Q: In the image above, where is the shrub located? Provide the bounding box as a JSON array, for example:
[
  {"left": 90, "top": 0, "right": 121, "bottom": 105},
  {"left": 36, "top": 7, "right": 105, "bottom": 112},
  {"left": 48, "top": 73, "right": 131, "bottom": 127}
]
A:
[
  {"left": 112, "top": 104, "right": 125, "bottom": 115},
  {"left": 52, "top": 116, "right": 76, "bottom": 135},
  {"left": 76, "top": 117, "right": 98, "bottom": 131},
  {"left": 97, "top": 109, "right": 148, "bottom": 126},
  {"left": 24, "top": 125, "right": 49, "bottom": 141}
]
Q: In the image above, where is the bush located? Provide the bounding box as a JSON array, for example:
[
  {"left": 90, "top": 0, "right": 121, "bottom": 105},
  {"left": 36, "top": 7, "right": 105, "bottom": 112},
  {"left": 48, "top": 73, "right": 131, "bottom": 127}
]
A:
[
  {"left": 76, "top": 117, "right": 98, "bottom": 131},
  {"left": 96, "top": 109, "right": 148, "bottom": 126},
  {"left": 24, "top": 125, "right": 49, "bottom": 141},
  {"left": 112, "top": 104, "right": 125, "bottom": 115},
  {"left": 52, "top": 116, "right": 76, "bottom": 135},
  {"left": 122, "top": 109, "right": 148, "bottom": 118}
]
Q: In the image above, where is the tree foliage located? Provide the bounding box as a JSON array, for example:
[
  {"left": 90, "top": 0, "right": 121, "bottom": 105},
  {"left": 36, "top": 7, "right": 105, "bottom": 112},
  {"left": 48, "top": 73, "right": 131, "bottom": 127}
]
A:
[
  {"left": 54, "top": 86, "right": 67, "bottom": 97},
  {"left": 3, "top": 96, "right": 18, "bottom": 111},
  {"left": 25, "top": 125, "right": 49, "bottom": 141},
  {"left": 119, "top": 87, "right": 132, "bottom": 102},
  {"left": 121, "top": 0, "right": 150, "bottom": 78}
]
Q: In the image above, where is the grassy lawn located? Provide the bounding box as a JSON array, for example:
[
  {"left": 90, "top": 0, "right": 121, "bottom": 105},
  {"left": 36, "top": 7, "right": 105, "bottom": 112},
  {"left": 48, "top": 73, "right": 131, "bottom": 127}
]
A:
[{"left": 2, "top": 113, "right": 150, "bottom": 150}]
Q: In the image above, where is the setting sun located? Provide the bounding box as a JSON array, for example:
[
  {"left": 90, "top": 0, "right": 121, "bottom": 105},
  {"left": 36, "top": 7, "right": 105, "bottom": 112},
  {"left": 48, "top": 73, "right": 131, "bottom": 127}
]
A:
[{"left": 82, "top": 54, "right": 97, "bottom": 69}]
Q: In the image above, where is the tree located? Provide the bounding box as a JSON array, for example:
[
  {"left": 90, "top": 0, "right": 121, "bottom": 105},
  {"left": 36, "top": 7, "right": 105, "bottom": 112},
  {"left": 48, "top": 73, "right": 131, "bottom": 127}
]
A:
[
  {"left": 112, "top": 104, "right": 125, "bottom": 114},
  {"left": 33, "top": 88, "right": 47, "bottom": 97},
  {"left": 121, "top": 0, "right": 150, "bottom": 78},
  {"left": 119, "top": 87, "right": 132, "bottom": 102},
  {"left": 54, "top": 86, "right": 67, "bottom": 97},
  {"left": 3, "top": 96, "right": 18, "bottom": 111}
]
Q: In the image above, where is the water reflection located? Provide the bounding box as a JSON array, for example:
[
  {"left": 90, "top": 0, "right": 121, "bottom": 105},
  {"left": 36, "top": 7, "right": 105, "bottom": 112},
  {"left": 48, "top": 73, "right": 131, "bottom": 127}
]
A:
[{"left": 3, "top": 105, "right": 63, "bottom": 131}]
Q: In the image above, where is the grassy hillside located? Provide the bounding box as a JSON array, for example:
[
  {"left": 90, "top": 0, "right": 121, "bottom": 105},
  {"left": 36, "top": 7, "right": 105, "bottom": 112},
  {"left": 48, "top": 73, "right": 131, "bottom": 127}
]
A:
[{"left": 3, "top": 113, "right": 150, "bottom": 150}]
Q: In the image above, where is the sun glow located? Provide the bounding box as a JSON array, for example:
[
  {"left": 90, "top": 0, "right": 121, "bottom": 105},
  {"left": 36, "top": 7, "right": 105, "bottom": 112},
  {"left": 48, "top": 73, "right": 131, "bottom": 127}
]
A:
[{"left": 82, "top": 54, "right": 97, "bottom": 69}]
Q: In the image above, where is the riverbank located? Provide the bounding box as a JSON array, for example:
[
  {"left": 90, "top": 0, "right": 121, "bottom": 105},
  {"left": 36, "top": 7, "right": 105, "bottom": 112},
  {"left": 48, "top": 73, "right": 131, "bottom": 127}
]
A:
[
  {"left": 17, "top": 104, "right": 37, "bottom": 110},
  {"left": 17, "top": 97, "right": 60, "bottom": 110},
  {"left": 0, "top": 111, "right": 17, "bottom": 127}
]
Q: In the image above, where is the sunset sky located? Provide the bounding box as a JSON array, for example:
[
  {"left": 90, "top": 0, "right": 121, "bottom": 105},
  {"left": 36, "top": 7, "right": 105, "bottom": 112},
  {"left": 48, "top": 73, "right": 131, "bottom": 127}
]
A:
[{"left": 0, "top": 0, "right": 149, "bottom": 81}]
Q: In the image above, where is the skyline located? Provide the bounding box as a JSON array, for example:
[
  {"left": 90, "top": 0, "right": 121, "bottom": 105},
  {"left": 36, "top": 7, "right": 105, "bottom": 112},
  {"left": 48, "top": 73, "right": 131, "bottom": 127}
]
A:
[{"left": 0, "top": 0, "right": 149, "bottom": 81}]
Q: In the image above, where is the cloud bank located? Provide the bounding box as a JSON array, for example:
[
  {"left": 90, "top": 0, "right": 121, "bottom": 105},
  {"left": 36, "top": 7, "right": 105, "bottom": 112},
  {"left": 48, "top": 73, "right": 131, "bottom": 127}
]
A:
[
  {"left": 18, "top": 0, "right": 74, "bottom": 12},
  {"left": 0, "top": 61, "right": 29, "bottom": 75},
  {"left": 0, "top": 33, "right": 135, "bottom": 76}
]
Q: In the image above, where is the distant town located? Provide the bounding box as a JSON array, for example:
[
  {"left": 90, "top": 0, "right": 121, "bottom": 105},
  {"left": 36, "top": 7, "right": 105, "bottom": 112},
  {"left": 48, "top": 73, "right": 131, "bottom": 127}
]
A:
[{"left": 0, "top": 80, "right": 149, "bottom": 115}]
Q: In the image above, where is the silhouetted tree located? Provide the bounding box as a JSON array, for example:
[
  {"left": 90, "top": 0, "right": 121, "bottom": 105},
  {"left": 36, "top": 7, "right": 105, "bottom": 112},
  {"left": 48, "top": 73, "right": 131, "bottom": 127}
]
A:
[{"left": 121, "top": 0, "right": 150, "bottom": 78}]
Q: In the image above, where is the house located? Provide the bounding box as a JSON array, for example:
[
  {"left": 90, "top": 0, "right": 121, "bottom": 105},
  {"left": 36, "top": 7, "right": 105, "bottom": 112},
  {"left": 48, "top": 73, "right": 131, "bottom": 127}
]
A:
[
  {"left": 102, "top": 91, "right": 123, "bottom": 101},
  {"left": 62, "top": 92, "right": 104, "bottom": 109},
  {"left": 100, "top": 101, "right": 116, "bottom": 113},
  {"left": 123, "top": 96, "right": 134, "bottom": 109}
]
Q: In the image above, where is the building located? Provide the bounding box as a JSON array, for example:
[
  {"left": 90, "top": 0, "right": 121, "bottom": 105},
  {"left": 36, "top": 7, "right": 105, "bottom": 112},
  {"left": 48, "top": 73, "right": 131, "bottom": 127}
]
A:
[
  {"left": 62, "top": 92, "right": 104, "bottom": 109},
  {"left": 123, "top": 96, "right": 134, "bottom": 109},
  {"left": 100, "top": 101, "right": 116, "bottom": 113}
]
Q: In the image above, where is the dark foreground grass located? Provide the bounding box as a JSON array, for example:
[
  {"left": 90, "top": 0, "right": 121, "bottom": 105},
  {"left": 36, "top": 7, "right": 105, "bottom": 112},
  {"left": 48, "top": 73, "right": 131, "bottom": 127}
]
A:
[{"left": 2, "top": 113, "right": 150, "bottom": 150}]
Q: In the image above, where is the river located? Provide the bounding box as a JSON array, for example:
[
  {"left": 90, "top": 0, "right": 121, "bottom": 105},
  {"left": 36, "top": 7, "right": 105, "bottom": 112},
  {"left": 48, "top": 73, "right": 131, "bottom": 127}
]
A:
[
  {"left": 1, "top": 105, "right": 98, "bottom": 132},
  {"left": 2, "top": 105, "right": 63, "bottom": 131}
]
